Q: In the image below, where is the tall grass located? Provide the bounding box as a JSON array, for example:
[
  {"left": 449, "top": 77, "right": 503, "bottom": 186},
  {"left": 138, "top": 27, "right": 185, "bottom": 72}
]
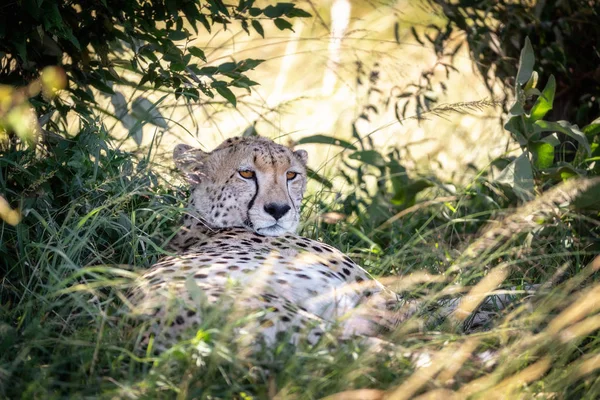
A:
[{"left": 2, "top": 116, "right": 600, "bottom": 398}]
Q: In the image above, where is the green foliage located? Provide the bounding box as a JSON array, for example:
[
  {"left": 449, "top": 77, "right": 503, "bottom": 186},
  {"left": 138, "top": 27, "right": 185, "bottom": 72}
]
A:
[
  {"left": 2, "top": 4, "right": 600, "bottom": 399},
  {"left": 0, "top": 0, "right": 311, "bottom": 112},
  {"left": 499, "top": 38, "right": 600, "bottom": 203},
  {"left": 430, "top": 0, "right": 600, "bottom": 127},
  {"left": 0, "top": 122, "right": 182, "bottom": 299}
]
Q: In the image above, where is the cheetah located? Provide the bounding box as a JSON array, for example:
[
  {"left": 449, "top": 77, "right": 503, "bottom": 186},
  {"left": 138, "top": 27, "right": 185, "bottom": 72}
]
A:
[{"left": 131, "top": 136, "right": 402, "bottom": 349}]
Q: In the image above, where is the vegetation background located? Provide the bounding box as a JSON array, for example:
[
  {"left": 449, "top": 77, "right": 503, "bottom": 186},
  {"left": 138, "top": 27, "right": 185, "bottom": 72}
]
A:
[{"left": 1, "top": 0, "right": 600, "bottom": 398}]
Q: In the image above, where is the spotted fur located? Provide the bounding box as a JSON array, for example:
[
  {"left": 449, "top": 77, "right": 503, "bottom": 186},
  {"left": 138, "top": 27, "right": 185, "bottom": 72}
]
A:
[{"left": 132, "top": 137, "right": 400, "bottom": 349}]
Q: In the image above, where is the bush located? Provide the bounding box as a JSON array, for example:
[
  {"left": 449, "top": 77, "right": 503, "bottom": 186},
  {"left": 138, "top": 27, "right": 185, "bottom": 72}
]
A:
[{"left": 0, "top": 0, "right": 310, "bottom": 114}]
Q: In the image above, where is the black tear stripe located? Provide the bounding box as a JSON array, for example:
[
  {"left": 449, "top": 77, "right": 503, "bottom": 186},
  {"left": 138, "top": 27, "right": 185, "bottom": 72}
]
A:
[
  {"left": 246, "top": 175, "right": 259, "bottom": 227},
  {"left": 287, "top": 179, "right": 296, "bottom": 213}
]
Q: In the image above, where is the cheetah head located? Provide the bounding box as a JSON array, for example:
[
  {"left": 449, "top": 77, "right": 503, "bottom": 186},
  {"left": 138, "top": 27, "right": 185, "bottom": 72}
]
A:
[{"left": 173, "top": 136, "right": 308, "bottom": 236}]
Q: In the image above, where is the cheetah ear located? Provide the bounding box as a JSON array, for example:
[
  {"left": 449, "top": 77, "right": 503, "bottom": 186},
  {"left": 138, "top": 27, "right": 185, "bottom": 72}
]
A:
[
  {"left": 293, "top": 149, "right": 308, "bottom": 165},
  {"left": 173, "top": 144, "right": 208, "bottom": 185}
]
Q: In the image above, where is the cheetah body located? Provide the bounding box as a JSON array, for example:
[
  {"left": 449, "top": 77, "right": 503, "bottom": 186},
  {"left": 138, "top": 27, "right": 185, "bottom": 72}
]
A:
[{"left": 133, "top": 137, "right": 396, "bottom": 348}]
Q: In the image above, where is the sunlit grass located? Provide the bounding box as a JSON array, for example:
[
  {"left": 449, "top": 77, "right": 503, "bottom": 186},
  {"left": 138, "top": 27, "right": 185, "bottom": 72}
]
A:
[
  {"left": 2, "top": 1, "right": 600, "bottom": 398},
  {"left": 2, "top": 132, "right": 600, "bottom": 398}
]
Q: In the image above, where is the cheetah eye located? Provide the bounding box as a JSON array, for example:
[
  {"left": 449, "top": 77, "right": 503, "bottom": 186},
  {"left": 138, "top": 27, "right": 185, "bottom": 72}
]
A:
[
  {"left": 239, "top": 170, "right": 255, "bottom": 179},
  {"left": 286, "top": 171, "right": 298, "bottom": 180}
]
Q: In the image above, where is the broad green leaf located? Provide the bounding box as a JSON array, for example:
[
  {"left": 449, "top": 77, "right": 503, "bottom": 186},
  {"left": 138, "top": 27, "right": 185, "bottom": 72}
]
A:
[
  {"left": 349, "top": 150, "right": 386, "bottom": 167},
  {"left": 529, "top": 141, "right": 554, "bottom": 169},
  {"left": 541, "top": 132, "right": 560, "bottom": 146},
  {"left": 249, "top": 7, "right": 262, "bottom": 16},
  {"left": 167, "top": 30, "right": 189, "bottom": 40},
  {"left": 263, "top": 3, "right": 294, "bottom": 18},
  {"left": 286, "top": 7, "right": 311, "bottom": 18},
  {"left": 542, "top": 164, "right": 584, "bottom": 183},
  {"left": 198, "top": 14, "right": 211, "bottom": 32},
  {"left": 534, "top": 120, "right": 591, "bottom": 156},
  {"left": 89, "top": 77, "right": 115, "bottom": 94},
  {"left": 215, "top": 86, "right": 237, "bottom": 107},
  {"left": 251, "top": 20, "right": 264, "bottom": 38},
  {"left": 198, "top": 66, "right": 218, "bottom": 76},
  {"left": 230, "top": 76, "right": 259, "bottom": 89},
  {"left": 508, "top": 100, "right": 525, "bottom": 117},
  {"left": 188, "top": 46, "right": 206, "bottom": 61},
  {"left": 524, "top": 88, "right": 542, "bottom": 98},
  {"left": 392, "top": 179, "right": 433, "bottom": 206},
  {"left": 529, "top": 75, "right": 555, "bottom": 122},
  {"left": 582, "top": 116, "right": 600, "bottom": 138},
  {"left": 296, "top": 135, "right": 357, "bottom": 150},
  {"left": 274, "top": 18, "right": 293, "bottom": 31},
  {"left": 218, "top": 62, "right": 237, "bottom": 73},
  {"left": 496, "top": 152, "right": 534, "bottom": 201},
  {"left": 516, "top": 37, "right": 535, "bottom": 85},
  {"left": 387, "top": 158, "right": 408, "bottom": 196},
  {"left": 170, "top": 62, "right": 186, "bottom": 71},
  {"left": 238, "top": 58, "right": 264, "bottom": 71},
  {"left": 504, "top": 116, "right": 528, "bottom": 145}
]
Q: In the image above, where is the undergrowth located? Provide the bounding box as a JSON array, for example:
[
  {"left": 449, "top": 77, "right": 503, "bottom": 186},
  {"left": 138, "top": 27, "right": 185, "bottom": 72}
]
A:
[{"left": 1, "top": 115, "right": 600, "bottom": 399}]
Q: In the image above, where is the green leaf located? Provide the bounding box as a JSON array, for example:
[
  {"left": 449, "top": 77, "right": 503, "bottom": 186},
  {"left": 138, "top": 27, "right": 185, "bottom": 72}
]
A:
[
  {"left": 508, "top": 100, "right": 525, "bottom": 117},
  {"left": 392, "top": 179, "right": 433, "bottom": 206},
  {"left": 349, "top": 150, "right": 386, "bottom": 167},
  {"left": 170, "top": 62, "right": 186, "bottom": 71},
  {"left": 529, "top": 141, "right": 554, "bottom": 169},
  {"left": 529, "top": 75, "right": 555, "bottom": 122},
  {"left": 249, "top": 7, "right": 262, "bottom": 16},
  {"left": 496, "top": 152, "right": 534, "bottom": 201},
  {"left": 263, "top": 3, "right": 294, "bottom": 18},
  {"left": 286, "top": 7, "right": 311, "bottom": 18},
  {"left": 218, "top": 62, "right": 237, "bottom": 73},
  {"left": 534, "top": 120, "right": 591, "bottom": 156},
  {"left": 188, "top": 46, "right": 207, "bottom": 61},
  {"left": 238, "top": 58, "right": 264, "bottom": 71},
  {"left": 504, "top": 116, "right": 528, "bottom": 146},
  {"left": 215, "top": 86, "right": 237, "bottom": 107},
  {"left": 524, "top": 88, "right": 542, "bottom": 97},
  {"left": 306, "top": 167, "right": 333, "bottom": 189},
  {"left": 516, "top": 37, "right": 535, "bottom": 85},
  {"left": 208, "top": 0, "right": 229, "bottom": 16},
  {"left": 274, "top": 18, "right": 293, "bottom": 31},
  {"left": 387, "top": 158, "right": 409, "bottom": 196},
  {"left": 167, "top": 30, "right": 189, "bottom": 40},
  {"left": 541, "top": 133, "right": 560, "bottom": 147},
  {"left": 198, "top": 66, "right": 218, "bottom": 76},
  {"left": 251, "top": 20, "right": 264, "bottom": 37},
  {"left": 542, "top": 164, "right": 585, "bottom": 183},
  {"left": 523, "top": 70, "right": 538, "bottom": 91},
  {"left": 89, "top": 77, "right": 115, "bottom": 94},
  {"left": 582, "top": 117, "right": 600, "bottom": 138},
  {"left": 230, "top": 76, "right": 259, "bottom": 89},
  {"left": 296, "top": 135, "right": 357, "bottom": 150},
  {"left": 198, "top": 14, "right": 211, "bottom": 32}
]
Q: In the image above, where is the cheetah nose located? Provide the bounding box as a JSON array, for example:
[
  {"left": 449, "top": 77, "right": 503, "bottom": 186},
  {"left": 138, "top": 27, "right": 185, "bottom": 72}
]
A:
[{"left": 264, "top": 203, "right": 291, "bottom": 220}]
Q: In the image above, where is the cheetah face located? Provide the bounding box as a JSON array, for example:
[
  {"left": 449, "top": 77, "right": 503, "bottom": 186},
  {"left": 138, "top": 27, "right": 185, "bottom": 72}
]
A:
[{"left": 174, "top": 137, "right": 308, "bottom": 236}]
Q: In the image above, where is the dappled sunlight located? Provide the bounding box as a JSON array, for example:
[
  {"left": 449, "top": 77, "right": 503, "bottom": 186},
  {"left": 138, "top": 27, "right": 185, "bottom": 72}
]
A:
[
  {"left": 2, "top": 0, "right": 600, "bottom": 398},
  {"left": 83, "top": 0, "right": 509, "bottom": 181}
]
